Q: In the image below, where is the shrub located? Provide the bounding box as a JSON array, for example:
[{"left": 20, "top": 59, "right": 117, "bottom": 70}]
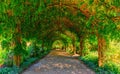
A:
[
  {"left": 0, "top": 66, "right": 19, "bottom": 74},
  {"left": 79, "top": 51, "right": 120, "bottom": 74},
  {"left": 0, "top": 49, "right": 13, "bottom": 67}
]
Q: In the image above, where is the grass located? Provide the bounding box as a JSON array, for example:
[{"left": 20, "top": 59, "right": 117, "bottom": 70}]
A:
[
  {"left": 0, "top": 44, "right": 50, "bottom": 74},
  {"left": 79, "top": 51, "right": 120, "bottom": 74},
  {"left": 0, "top": 51, "right": 50, "bottom": 74}
]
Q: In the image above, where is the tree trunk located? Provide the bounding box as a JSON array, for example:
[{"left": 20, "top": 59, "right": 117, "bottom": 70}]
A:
[
  {"left": 97, "top": 36, "right": 106, "bottom": 67},
  {"left": 65, "top": 43, "right": 68, "bottom": 52},
  {"left": 42, "top": 39, "right": 44, "bottom": 49},
  {"left": 14, "top": 19, "right": 22, "bottom": 67},
  {"left": 80, "top": 36, "right": 84, "bottom": 56},
  {"left": 72, "top": 40, "right": 76, "bottom": 55},
  {"left": 64, "top": 43, "right": 67, "bottom": 51},
  {"left": 13, "top": 55, "right": 21, "bottom": 67}
]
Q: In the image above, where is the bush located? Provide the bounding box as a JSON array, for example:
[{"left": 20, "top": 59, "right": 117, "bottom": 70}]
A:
[
  {"left": 20, "top": 57, "right": 37, "bottom": 70},
  {"left": 0, "top": 66, "right": 19, "bottom": 74},
  {"left": 0, "top": 49, "right": 13, "bottom": 67},
  {"left": 79, "top": 52, "right": 98, "bottom": 68},
  {"left": 79, "top": 51, "right": 120, "bottom": 74},
  {"left": 0, "top": 41, "right": 50, "bottom": 74},
  {"left": 103, "top": 62, "right": 120, "bottom": 74}
]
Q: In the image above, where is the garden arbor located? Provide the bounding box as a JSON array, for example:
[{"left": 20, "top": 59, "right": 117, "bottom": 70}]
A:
[
  {"left": 41, "top": 0, "right": 120, "bottom": 67},
  {"left": 0, "top": 0, "right": 120, "bottom": 67}
]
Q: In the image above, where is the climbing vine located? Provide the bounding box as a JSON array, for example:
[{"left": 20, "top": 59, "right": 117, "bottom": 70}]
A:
[{"left": 0, "top": 0, "right": 120, "bottom": 68}]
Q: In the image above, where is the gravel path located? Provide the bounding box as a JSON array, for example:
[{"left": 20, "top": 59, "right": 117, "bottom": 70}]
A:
[{"left": 22, "top": 50, "right": 95, "bottom": 74}]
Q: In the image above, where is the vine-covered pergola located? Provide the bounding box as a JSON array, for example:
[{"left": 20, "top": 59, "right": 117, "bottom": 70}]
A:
[{"left": 0, "top": 0, "right": 120, "bottom": 67}]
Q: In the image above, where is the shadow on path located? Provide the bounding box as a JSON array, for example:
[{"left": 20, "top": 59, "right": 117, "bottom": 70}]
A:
[{"left": 22, "top": 49, "right": 95, "bottom": 74}]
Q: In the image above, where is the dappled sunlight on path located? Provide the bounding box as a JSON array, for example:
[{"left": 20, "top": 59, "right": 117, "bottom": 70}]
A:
[{"left": 22, "top": 49, "right": 95, "bottom": 74}]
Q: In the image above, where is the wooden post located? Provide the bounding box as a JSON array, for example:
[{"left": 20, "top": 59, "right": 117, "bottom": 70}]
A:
[
  {"left": 97, "top": 36, "right": 106, "bottom": 67},
  {"left": 73, "top": 40, "right": 76, "bottom": 55},
  {"left": 42, "top": 39, "right": 44, "bottom": 49},
  {"left": 13, "top": 19, "right": 22, "bottom": 67},
  {"left": 79, "top": 36, "right": 84, "bottom": 56}
]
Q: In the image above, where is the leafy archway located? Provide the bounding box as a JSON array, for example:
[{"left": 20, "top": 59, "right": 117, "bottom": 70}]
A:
[
  {"left": 52, "top": 40, "right": 64, "bottom": 49},
  {"left": 0, "top": 0, "right": 120, "bottom": 69}
]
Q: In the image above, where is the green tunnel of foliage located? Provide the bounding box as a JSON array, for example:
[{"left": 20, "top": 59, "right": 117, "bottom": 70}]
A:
[{"left": 0, "top": 0, "right": 120, "bottom": 74}]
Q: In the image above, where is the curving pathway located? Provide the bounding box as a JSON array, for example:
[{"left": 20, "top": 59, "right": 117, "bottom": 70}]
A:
[{"left": 22, "top": 50, "right": 95, "bottom": 74}]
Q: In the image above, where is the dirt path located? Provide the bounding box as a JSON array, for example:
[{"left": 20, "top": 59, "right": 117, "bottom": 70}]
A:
[{"left": 22, "top": 50, "right": 95, "bottom": 74}]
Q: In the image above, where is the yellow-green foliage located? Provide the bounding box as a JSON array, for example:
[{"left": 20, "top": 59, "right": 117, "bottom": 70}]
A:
[
  {"left": 0, "top": 49, "right": 5, "bottom": 64},
  {"left": 106, "top": 40, "right": 120, "bottom": 64}
]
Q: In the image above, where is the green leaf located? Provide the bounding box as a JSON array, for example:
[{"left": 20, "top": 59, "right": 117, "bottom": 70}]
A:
[{"left": 89, "top": 0, "right": 94, "bottom": 5}]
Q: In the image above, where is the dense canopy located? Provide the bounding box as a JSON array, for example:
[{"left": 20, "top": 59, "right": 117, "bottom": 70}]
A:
[{"left": 0, "top": 0, "right": 120, "bottom": 73}]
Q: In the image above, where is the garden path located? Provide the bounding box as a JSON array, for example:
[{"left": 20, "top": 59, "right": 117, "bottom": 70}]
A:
[{"left": 22, "top": 49, "right": 95, "bottom": 74}]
